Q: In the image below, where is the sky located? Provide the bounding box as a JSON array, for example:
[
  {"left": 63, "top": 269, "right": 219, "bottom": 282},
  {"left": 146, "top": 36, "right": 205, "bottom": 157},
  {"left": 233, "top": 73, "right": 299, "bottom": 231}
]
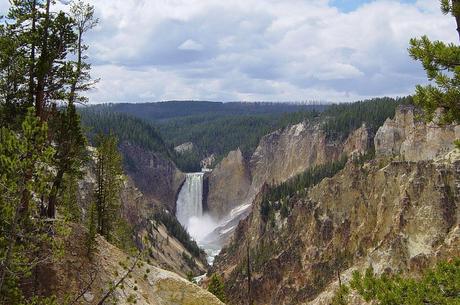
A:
[{"left": 0, "top": 0, "right": 456, "bottom": 103}]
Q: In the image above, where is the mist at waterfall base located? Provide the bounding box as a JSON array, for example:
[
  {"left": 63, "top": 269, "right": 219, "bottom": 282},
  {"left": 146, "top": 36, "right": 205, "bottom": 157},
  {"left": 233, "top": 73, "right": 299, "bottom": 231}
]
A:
[
  {"left": 186, "top": 214, "right": 218, "bottom": 242},
  {"left": 176, "top": 173, "right": 221, "bottom": 264}
]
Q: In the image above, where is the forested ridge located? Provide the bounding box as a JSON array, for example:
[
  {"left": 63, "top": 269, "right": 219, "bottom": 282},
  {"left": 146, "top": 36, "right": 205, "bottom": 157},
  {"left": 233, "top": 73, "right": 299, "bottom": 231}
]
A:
[
  {"left": 80, "top": 109, "right": 172, "bottom": 158},
  {"left": 80, "top": 96, "right": 410, "bottom": 172},
  {"left": 321, "top": 96, "right": 412, "bottom": 140},
  {"left": 88, "top": 100, "right": 327, "bottom": 122}
]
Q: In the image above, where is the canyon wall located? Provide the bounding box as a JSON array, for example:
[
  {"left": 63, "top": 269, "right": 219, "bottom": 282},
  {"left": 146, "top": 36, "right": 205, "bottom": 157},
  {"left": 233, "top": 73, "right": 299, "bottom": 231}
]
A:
[
  {"left": 213, "top": 153, "right": 459, "bottom": 305},
  {"left": 211, "top": 106, "right": 460, "bottom": 305},
  {"left": 119, "top": 141, "right": 185, "bottom": 212},
  {"left": 206, "top": 121, "right": 373, "bottom": 225},
  {"left": 206, "top": 148, "right": 251, "bottom": 219},
  {"left": 375, "top": 105, "right": 460, "bottom": 161}
]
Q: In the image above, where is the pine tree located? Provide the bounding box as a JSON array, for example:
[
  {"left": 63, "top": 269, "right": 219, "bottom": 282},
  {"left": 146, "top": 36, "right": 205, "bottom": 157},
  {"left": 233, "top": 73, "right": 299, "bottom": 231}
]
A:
[
  {"left": 68, "top": 0, "right": 99, "bottom": 105},
  {"left": 409, "top": 0, "right": 460, "bottom": 123},
  {"left": 60, "top": 172, "right": 82, "bottom": 222},
  {"left": 208, "top": 274, "right": 227, "bottom": 303},
  {"left": 0, "top": 1, "right": 98, "bottom": 218},
  {"left": 345, "top": 258, "right": 460, "bottom": 305},
  {"left": 0, "top": 108, "right": 55, "bottom": 303},
  {"left": 47, "top": 103, "right": 87, "bottom": 217},
  {"left": 93, "top": 134, "right": 124, "bottom": 241}
]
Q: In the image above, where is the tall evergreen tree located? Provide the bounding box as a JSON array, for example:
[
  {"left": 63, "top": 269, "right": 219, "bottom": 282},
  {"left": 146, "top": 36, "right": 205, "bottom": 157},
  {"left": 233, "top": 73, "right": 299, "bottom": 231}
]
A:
[
  {"left": 409, "top": 0, "right": 460, "bottom": 123},
  {"left": 0, "top": 1, "right": 97, "bottom": 301},
  {"left": 93, "top": 134, "right": 124, "bottom": 241},
  {"left": 47, "top": 103, "right": 87, "bottom": 217},
  {"left": 0, "top": 108, "right": 55, "bottom": 303},
  {"left": 0, "top": 0, "right": 98, "bottom": 217}
]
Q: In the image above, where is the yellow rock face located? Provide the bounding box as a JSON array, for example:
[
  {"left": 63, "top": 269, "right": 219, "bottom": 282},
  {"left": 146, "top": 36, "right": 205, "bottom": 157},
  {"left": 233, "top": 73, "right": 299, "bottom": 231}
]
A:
[
  {"left": 37, "top": 224, "right": 224, "bottom": 305},
  {"left": 95, "top": 235, "right": 225, "bottom": 305}
]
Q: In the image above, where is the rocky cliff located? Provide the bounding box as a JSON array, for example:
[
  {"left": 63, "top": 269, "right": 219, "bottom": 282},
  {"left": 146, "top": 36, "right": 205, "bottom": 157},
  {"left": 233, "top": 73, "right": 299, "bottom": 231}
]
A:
[
  {"left": 375, "top": 105, "right": 460, "bottom": 161},
  {"left": 206, "top": 121, "right": 373, "bottom": 233},
  {"left": 248, "top": 122, "right": 341, "bottom": 196},
  {"left": 342, "top": 123, "right": 372, "bottom": 156},
  {"left": 212, "top": 151, "right": 459, "bottom": 305},
  {"left": 210, "top": 106, "right": 460, "bottom": 304},
  {"left": 207, "top": 149, "right": 251, "bottom": 219},
  {"left": 119, "top": 141, "right": 185, "bottom": 212}
]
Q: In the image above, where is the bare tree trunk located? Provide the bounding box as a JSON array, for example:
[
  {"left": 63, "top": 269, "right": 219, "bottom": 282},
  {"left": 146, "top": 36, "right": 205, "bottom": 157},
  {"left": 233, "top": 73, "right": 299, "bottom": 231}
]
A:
[
  {"left": 454, "top": 0, "right": 460, "bottom": 42},
  {"left": 47, "top": 168, "right": 64, "bottom": 218},
  {"left": 69, "top": 29, "right": 83, "bottom": 105},
  {"left": 69, "top": 267, "right": 98, "bottom": 305}
]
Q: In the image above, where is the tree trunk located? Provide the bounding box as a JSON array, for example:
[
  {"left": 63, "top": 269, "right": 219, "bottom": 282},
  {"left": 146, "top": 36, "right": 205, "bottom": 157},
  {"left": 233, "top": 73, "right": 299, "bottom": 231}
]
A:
[
  {"left": 35, "top": 0, "right": 51, "bottom": 121},
  {"left": 96, "top": 153, "right": 104, "bottom": 235},
  {"left": 47, "top": 168, "right": 64, "bottom": 218},
  {"left": 96, "top": 254, "right": 140, "bottom": 305},
  {"left": 69, "top": 29, "right": 83, "bottom": 104},
  {"left": 454, "top": 0, "right": 460, "bottom": 42},
  {"left": 20, "top": 168, "right": 32, "bottom": 214},
  {"left": 29, "top": 0, "right": 37, "bottom": 106}
]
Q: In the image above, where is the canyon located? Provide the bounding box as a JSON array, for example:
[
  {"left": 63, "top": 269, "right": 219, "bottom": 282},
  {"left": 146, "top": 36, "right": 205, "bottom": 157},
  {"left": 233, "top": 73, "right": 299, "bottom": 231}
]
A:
[
  {"left": 74, "top": 103, "right": 459, "bottom": 305},
  {"left": 208, "top": 105, "right": 459, "bottom": 305}
]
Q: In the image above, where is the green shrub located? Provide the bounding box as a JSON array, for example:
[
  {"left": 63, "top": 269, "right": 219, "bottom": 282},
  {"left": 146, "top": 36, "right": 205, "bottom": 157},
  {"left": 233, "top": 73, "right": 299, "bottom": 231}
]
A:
[
  {"left": 333, "top": 258, "right": 460, "bottom": 305},
  {"left": 208, "top": 274, "right": 226, "bottom": 303}
]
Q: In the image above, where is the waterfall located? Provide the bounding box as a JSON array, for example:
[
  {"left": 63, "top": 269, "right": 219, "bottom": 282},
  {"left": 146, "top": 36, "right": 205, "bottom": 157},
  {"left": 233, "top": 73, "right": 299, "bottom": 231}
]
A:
[
  {"left": 176, "top": 172, "right": 220, "bottom": 264},
  {"left": 176, "top": 173, "right": 204, "bottom": 229}
]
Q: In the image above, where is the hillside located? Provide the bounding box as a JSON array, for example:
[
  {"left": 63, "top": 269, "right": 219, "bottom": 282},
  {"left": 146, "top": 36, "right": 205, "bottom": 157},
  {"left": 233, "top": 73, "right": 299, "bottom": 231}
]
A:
[
  {"left": 77, "top": 158, "right": 207, "bottom": 277},
  {"left": 210, "top": 105, "right": 460, "bottom": 305},
  {"left": 31, "top": 223, "right": 223, "bottom": 305}
]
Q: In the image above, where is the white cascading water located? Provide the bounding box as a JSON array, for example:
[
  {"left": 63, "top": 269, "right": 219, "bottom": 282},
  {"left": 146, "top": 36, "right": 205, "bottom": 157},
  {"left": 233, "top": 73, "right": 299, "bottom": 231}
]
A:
[
  {"left": 176, "top": 172, "right": 220, "bottom": 264},
  {"left": 176, "top": 172, "right": 204, "bottom": 228}
]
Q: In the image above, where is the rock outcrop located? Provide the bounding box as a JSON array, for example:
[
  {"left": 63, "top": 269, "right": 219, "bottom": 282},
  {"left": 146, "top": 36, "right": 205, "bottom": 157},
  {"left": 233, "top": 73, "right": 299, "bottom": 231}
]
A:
[
  {"left": 248, "top": 121, "right": 373, "bottom": 201},
  {"left": 201, "top": 154, "right": 216, "bottom": 169},
  {"left": 343, "top": 123, "right": 372, "bottom": 156},
  {"left": 119, "top": 141, "right": 185, "bottom": 212},
  {"left": 174, "top": 142, "right": 195, "bottom": 153},
  {"left": 212, "top": 151, "right": 460, "bottom": 305},
  {"left": 34, "top": 224, "right": 223, "bottom": 305},
  {"left": 375, "top": 105, "right": 460, "bottom": 161},
  {"left": 207, "top": 149, "right": 251, "bottom": 218},
  {"left": 205, "top": 121, "right": 373, "bottom": 245}
]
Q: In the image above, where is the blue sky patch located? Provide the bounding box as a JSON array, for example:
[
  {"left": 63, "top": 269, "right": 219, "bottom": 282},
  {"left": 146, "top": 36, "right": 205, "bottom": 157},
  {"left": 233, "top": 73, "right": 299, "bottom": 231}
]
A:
[{"left": 331, "top": 0, "right": 417, "bottom": 13}]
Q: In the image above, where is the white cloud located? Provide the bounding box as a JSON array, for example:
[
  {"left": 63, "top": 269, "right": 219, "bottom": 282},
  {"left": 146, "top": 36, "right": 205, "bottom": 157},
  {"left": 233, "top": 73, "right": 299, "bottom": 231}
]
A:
[
  {"left": 0, "top": 1, "right": 9, "bottom": 15},
  {"left": 178, "top": 39, "right": 204, "bottom": 51},
  {"left": 0, "top": 0, "right": 456, "bottom": 102}
]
